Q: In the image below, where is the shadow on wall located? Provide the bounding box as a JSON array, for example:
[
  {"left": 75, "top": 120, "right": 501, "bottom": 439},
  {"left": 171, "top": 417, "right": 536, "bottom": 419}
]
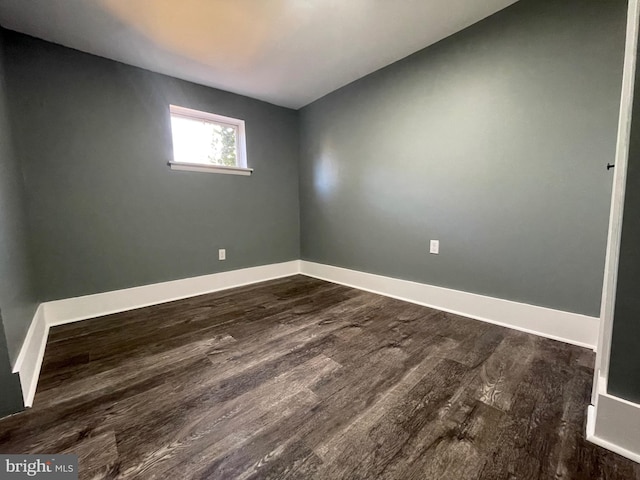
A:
[{"left": 0, "top": 310, "right": 24, "bottom": 417}]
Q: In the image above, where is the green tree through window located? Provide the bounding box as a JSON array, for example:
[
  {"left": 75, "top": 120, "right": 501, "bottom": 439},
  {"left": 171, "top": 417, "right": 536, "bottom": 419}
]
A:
[{"left": 209, "top": 124, "right": 237, "bottom": 166}]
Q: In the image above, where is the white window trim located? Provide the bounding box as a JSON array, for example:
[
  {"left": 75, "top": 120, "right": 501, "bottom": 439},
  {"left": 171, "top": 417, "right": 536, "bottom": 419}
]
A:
[
  {"left": 168, "top": 104, "right": 252, "bottom": 176},
  {"left": 168, "top": 161, "right": 253, "bottom": 176}
]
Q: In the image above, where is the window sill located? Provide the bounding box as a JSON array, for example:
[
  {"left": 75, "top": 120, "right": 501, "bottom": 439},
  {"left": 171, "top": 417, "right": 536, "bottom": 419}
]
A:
[{"left": 168, "top": 162, "right": 253, "bottom": 176}]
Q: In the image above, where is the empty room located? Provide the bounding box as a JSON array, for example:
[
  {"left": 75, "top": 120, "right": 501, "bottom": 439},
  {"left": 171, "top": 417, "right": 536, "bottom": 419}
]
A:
[{"left": 1, "top": 0, "right": 640, "bottom": 478}]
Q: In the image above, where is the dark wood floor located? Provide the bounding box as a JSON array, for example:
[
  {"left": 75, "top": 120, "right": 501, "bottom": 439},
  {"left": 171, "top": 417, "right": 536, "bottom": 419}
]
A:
[{"left": 0, "top": 275, "right": 638, "bottom": 479}]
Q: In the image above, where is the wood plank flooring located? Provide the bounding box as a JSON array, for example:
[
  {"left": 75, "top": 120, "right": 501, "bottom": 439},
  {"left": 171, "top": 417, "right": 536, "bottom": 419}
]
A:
[{"left": 0, "top": 275, "right": 638, "bottom": 479}]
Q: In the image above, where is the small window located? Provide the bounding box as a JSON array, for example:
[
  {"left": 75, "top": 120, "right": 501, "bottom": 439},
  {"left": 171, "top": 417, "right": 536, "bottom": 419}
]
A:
[{"left": 168, "top": 105, "right": 252, "bottom": 176}]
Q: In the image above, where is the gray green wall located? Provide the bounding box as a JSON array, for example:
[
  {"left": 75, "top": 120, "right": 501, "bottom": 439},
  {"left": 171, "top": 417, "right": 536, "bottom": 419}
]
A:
[
  {"left": 0, "top": 28, "right": 33, "bottom": 415},
  {"left": 608, "top": 40, "right": 640, "bottom": 404},
  {"left": 299, "top": 0, "right": 626, "bottom": 317},
  {"left": 2, "top": 31, "right": 301, "bottom": 303}
]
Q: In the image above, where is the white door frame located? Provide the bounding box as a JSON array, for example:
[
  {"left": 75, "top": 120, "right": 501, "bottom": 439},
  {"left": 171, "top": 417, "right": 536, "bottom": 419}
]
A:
[{"left": 593, "top": 0, "right": 640, "bottom": 402}]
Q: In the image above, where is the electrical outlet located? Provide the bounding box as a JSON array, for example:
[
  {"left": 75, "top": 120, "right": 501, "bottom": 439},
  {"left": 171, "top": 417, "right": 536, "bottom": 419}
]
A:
[
  {"left": 218, "top": 248, "right": 226, "bottom": 261},
  {"left": 429, "top": 240, "right": 439, "bottom": 255}
]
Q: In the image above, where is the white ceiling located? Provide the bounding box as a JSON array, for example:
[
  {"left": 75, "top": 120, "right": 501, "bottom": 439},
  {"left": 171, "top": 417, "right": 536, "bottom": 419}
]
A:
[{"left": 0, "top": 0, "right": 518, "bottom": 109}]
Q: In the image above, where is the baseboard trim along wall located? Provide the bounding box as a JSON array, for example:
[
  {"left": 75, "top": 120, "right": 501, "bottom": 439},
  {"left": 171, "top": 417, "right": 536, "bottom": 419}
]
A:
[
  {"left": 300, "top": 261, "right": 599, "bottom": 350},
  {"left": 44, "top": 261, "right": 301, "bottom": 327},
  {"left": 12, "top": 304, "right": 47, "bottom": 408},
  {"left": 588, "top": 377, "right": 640, "bottom": 464},
  {"left": 13, "top": 260, "right": 300, "bottom": 407},
  {"left": 14, "top": 259, "right": 599, "bottom": 409}
]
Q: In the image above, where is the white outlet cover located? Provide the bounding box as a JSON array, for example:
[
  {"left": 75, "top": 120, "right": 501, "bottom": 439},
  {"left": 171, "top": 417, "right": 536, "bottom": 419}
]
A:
[
  {"left": 219, "top": 249, "right": 226, "bottom": 260},
  {"left": 429, "top": 240, "right": 439, "bottom": 254}
]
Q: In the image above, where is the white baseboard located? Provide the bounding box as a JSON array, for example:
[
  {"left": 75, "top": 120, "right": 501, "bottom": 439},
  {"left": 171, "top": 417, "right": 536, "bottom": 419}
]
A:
[
  {"left": 13, "top": 261, "right": 300, "bottom": 407},
  {"left": 45, "top": 261, "right": 300, "bottom": 326},
  {"left": 300, "top": 261, "right": 599, "bottom": 350},
  {"left": 13, "top": 259, "right": 599, "bottom": 410},
  {"left": 12, "top": 304, "right": 48, "bottom": 407},
  {"left": 587, "top": 378, "right": 640, "bottom": 464}
]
